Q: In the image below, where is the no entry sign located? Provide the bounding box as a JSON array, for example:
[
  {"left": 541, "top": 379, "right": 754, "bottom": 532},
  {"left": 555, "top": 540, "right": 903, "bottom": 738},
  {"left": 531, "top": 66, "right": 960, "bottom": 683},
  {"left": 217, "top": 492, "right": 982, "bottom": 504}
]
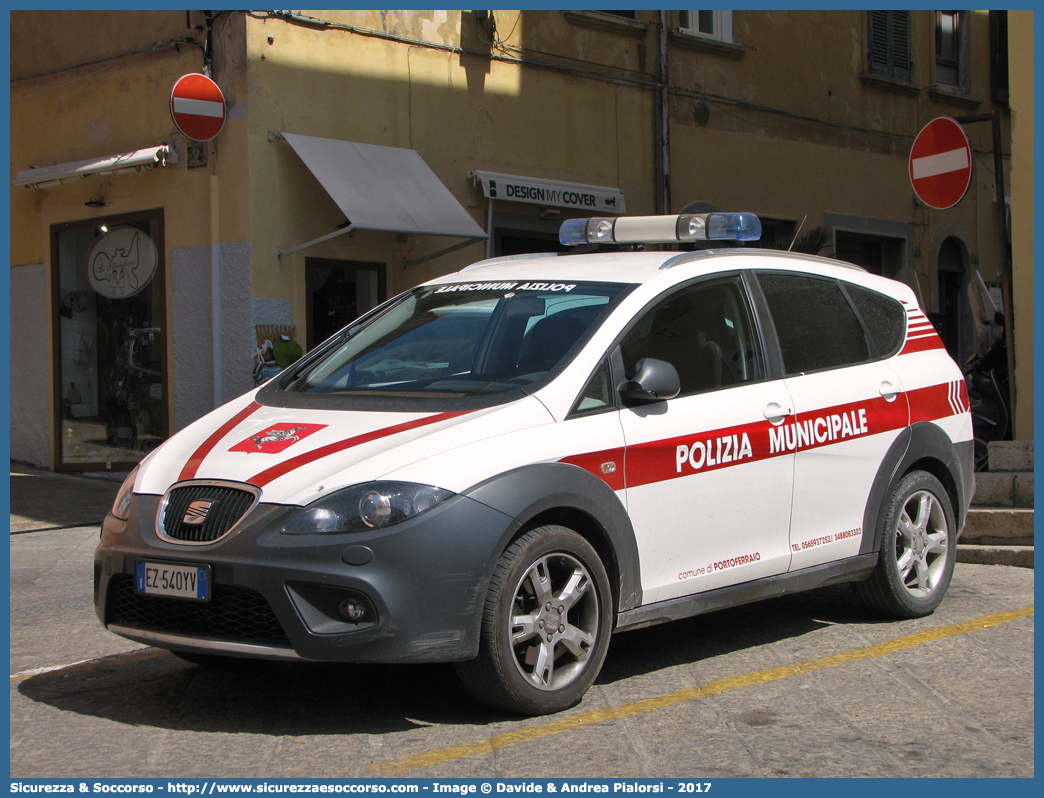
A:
[
  {"left": 170, "top": 73, "right": 226, "bottom": 142},
  {"left": 909, "top": 117, "right": 973, "bottom": 209}
]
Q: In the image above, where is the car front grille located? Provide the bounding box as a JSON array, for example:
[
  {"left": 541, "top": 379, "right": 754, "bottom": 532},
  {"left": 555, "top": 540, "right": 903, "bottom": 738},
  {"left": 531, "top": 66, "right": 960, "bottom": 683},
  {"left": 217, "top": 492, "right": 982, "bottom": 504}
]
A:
[
  {"left": 159, "top": 482, "right": 259, "bottom": 544},
  {"left": 106, "top": 574, "right": 292, "bottom": 648}
]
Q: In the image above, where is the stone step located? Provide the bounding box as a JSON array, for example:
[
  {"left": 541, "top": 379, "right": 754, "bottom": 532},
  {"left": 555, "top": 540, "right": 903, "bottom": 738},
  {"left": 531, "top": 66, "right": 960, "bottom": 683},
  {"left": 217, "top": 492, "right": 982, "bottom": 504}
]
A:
[
  {"left": 961, "top": 507, "right": 1034, "bottom": 546},
  {"left": 988, "top": 439, "right": 1034, "bottom": 473},
  {"left": 956, "top": 544, "right": 1034, "bottom": 569},
  {"left": 973, "top": 471, "right": 1034, "bottom": 507}
]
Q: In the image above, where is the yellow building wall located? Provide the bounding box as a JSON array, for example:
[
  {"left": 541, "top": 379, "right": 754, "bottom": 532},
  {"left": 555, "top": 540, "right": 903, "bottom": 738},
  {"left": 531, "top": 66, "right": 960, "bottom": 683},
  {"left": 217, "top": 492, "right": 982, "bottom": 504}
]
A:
[
  {"left": 666, "top": 10, "right": 1009, "bottom": 317},
  {"left": 10, "top": 10, "right": 252, "bottom": 450},
  {"left": 241, "top": 11, "right": 656, "bottom": 336}
]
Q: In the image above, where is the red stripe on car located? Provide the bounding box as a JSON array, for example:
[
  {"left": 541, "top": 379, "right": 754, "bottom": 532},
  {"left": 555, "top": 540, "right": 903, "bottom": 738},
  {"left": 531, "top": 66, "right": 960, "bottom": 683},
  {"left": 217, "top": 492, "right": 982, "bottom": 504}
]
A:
[
  {"left": 247, "top": 410, "right": 473, "bottom": 488},
  {"left": 559, "top": 448, "right": 626, "bottom": 492},
  {"left": 900, "top": 307, "right": 945, "bottom": 355},
  {"left": 178, "top": 401, "right": 263, "bottom": 482},
  {"left": 560, "top": 384, "right": 965, "bottom": 490}
]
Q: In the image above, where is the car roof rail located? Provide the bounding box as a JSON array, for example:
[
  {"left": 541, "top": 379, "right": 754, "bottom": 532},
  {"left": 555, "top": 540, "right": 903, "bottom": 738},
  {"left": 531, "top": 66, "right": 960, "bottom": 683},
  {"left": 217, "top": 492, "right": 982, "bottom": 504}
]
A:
[
  {"left": 658, "top": 248, "right": 868, "bottom": 272},
  {"left": 459, "top": 251, "right": 564, "bottom": 273}
]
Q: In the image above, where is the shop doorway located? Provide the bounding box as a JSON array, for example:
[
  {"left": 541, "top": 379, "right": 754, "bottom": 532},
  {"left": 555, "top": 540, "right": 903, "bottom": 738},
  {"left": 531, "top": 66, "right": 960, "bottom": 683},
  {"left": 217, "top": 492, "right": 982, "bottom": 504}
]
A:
[
  {"left": 51, "top": 210, "right": 167, "bottom": 470},
  {"left": 305, "top": 259, "right": 386, "bottom": 350},
  {"left": 496, "top": 230, "right": 571, "bottom": 257},
  {"left": 933, "top": 237, "right": 966, "bottom": 362}
]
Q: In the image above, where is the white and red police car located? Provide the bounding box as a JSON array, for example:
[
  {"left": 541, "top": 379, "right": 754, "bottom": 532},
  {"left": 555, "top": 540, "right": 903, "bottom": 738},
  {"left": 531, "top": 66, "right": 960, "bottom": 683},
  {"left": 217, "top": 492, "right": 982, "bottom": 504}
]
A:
[{"left": 95, "top": 212, "right": 973, "bottom": 715}]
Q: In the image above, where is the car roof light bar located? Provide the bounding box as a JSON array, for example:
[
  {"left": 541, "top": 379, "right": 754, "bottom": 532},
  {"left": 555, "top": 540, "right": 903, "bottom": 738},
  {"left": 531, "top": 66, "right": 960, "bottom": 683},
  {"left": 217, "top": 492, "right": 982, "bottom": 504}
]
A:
[{"left": 559, "top": 212, "right": 762, "bottom": 246}]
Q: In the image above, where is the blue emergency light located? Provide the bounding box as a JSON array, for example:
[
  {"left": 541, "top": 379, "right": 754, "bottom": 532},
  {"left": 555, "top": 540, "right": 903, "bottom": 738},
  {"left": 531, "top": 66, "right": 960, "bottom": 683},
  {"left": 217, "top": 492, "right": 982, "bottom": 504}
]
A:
[{"left": 559, "top": 212, "right": 762, "bottom": 246}]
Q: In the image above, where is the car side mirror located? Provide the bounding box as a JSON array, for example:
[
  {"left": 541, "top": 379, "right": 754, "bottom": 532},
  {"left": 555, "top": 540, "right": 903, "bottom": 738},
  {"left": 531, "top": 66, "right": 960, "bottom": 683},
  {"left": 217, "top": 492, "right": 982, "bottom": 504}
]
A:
[{"left": 619, "top": 358, "right": 681, "bottom": 405}]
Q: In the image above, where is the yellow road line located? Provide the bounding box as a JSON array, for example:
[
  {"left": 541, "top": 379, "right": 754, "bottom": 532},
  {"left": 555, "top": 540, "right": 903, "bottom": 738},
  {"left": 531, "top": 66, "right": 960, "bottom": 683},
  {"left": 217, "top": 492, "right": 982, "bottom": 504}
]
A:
[
  {"left": 370, "top": 606, "right": 1034, "bottom": 774},
  {"left": 10, "top": 648, "right": 167, "bottom": 684}
]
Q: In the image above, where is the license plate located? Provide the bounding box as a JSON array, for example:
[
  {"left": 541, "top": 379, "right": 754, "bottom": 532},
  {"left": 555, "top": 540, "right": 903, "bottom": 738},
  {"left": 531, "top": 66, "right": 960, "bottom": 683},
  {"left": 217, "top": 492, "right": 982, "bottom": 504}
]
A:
[{"left": 135, "top": 561, "right": 210, "bottom": 601}]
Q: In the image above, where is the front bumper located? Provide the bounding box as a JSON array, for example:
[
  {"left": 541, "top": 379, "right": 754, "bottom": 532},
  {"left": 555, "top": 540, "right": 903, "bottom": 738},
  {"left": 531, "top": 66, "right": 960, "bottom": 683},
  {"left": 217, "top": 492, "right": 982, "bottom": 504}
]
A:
[{"left": 94, "top": 490, "right": 518, "bottom": 663}]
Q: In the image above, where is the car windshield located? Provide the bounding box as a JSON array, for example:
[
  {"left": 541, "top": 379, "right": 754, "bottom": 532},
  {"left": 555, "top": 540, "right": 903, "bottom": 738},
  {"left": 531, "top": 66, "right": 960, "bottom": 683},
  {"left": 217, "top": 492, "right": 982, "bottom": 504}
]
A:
[{"left": 283, "top": 281, "right": 625, "bottom": 397}]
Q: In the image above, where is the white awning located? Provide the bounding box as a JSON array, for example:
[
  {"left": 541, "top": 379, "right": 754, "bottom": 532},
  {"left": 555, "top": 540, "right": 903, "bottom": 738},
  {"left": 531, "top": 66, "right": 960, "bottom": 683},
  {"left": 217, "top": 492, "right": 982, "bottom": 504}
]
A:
[
  {"left": 273, "top": 132, "right": 486, "bottom": 257},
  {"left": 13, "top": 145, "right": 178, "bottom": 189},
  {"left": 467, "top": 170, "right": 626, "bottom": 214}
]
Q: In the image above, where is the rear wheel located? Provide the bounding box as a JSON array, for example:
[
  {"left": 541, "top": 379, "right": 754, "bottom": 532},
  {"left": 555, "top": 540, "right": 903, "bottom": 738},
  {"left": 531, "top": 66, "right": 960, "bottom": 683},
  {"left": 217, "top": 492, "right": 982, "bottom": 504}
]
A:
[
  {"left": 854, "top": 470, "right": 956, "bottom": 618},
  {"left": 455, "top": 525, "right": 612, "bottom": 715}
]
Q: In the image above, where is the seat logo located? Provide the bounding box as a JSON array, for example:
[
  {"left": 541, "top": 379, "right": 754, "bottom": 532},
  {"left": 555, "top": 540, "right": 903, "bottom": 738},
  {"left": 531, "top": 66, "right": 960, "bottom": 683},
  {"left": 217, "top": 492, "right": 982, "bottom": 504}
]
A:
[{"left": 182, "top": 500, "right": 213, "bottom": 526}]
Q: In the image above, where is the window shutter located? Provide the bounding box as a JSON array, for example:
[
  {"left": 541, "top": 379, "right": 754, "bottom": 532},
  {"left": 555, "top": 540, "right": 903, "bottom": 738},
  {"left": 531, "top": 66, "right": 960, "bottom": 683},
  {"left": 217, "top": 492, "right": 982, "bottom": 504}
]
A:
[
  {"left": 991, "top": 10, "right": 1009, "bottom": 104},
  {"left": 868, "top": 10, "right": 911, "bottom": 81},
  {"left": 869, "top": 10, "right": 890, "bottom": 73},
  {"left": 891, "top": 11, "right": 911, "bottom": 80}
]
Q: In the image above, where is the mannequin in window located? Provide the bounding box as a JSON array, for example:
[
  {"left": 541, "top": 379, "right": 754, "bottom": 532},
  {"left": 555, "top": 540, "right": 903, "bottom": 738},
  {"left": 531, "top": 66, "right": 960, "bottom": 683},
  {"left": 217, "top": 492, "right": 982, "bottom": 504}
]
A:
[{"left": 64, "top": 382, "right": 81, "bottom": 419}]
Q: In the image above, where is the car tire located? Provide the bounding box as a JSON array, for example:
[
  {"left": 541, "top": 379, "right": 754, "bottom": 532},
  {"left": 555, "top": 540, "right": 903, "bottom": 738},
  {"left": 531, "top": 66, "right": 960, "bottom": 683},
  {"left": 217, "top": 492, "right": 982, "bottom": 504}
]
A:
[
  {"left": 854, "top": 470, "right": 956, "bottom": 618},
  {"left": 455, "top": 525, "right": 613, "bottom": 716}
]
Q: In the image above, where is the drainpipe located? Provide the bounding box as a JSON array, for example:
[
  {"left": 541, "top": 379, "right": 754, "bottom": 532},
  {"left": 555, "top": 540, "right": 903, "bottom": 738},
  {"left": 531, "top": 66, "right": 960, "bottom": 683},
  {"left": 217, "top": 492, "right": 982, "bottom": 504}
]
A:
[
  {"left": 204, "top": 11, "right": 222, "bottom": 407},
  {"left": 210, "top": 160, "right": 222, "bottom": 408},
  {"left": 657, "top": 10, "right": 671, "bottom": 215}
]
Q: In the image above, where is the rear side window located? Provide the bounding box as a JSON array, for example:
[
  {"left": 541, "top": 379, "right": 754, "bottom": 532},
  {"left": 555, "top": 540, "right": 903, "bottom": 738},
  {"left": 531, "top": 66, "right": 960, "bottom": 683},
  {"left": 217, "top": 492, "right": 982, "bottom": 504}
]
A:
[
  {"left": 757, "top": 272, "right": 869, "bottom": 374},
  {"left": 845, "top": 283, "right": 906, "bottom": 357}
]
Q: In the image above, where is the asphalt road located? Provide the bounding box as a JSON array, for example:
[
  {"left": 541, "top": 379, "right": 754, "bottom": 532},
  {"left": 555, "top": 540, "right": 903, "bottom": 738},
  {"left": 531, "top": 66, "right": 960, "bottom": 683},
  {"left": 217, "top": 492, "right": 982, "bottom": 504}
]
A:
[{"left": 10, "top": 524, "right": 1034, "bottom": 779}]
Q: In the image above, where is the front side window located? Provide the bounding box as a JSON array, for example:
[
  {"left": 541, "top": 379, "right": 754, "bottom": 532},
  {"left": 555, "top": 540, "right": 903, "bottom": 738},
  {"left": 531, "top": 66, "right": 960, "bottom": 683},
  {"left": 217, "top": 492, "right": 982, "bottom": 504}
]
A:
[
  {"left": 572, "top": 359, "right": 614, "bottom": 416},
  {"left": 620, "top": 275, "right": 764, "bottom": 397},
  {"left": 281, "top": 281, "right": 626, "bottom": 402},
  {"left": 758, "top": 272, "right": 870, "bottom": 375}
]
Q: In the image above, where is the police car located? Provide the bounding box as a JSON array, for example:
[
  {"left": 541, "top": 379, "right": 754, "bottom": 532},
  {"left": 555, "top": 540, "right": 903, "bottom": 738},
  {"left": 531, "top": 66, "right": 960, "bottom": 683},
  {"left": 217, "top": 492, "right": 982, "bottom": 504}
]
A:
[{"left": 95, "top": 212, "right": 973, "bottom": 715}]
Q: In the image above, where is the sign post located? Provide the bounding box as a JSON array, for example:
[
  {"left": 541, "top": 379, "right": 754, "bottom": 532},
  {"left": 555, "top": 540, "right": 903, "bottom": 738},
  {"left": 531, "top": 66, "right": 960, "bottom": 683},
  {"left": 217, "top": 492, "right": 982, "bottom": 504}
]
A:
[
  {"left": 909, "top": 117, "right": 973, "bottom": 210},
  {"left": 169, "top": 73, "right": 226, "bottom": 142}
]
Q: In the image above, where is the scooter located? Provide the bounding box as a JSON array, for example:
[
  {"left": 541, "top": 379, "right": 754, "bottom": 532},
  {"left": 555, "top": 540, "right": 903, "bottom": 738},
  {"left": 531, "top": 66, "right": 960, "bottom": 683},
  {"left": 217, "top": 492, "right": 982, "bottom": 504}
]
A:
[{"left": 963, "top": 336, "right": 1009, "bottom": 471}]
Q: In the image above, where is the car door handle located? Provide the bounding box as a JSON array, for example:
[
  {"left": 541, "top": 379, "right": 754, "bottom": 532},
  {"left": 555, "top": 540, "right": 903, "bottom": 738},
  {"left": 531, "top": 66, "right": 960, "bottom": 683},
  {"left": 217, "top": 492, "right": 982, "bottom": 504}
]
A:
[
  {"left": 764, "top": 402, "right": 793, "bottom": 425},
  {"left": 880, "top": 381, "right": 899, "bottom": 403}
]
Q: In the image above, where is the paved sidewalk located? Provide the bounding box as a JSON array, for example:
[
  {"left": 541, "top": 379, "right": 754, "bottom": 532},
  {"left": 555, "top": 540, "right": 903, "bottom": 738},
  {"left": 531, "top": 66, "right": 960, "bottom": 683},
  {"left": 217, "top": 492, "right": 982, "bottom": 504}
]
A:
[{"left": 10, "top": 462, "right": 124, "bottom": 534}]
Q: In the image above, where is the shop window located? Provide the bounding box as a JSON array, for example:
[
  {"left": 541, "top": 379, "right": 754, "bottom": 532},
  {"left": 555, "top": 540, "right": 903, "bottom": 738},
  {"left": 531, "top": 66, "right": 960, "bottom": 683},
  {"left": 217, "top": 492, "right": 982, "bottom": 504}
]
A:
[
  {"left": 52, "top": 211, "right": 166, "bottom": 469},
  {"left": 305, "top": 258, "right": 386, "bottom": 350},
  {"left": 679, "top": 10, "right": 733, "bottom": 42},
  {"left": 868, "top": 10, "right": 912, "bottom": 82},
  {"left": 935, "top": 11, "right": 964, "bottom": 87}
]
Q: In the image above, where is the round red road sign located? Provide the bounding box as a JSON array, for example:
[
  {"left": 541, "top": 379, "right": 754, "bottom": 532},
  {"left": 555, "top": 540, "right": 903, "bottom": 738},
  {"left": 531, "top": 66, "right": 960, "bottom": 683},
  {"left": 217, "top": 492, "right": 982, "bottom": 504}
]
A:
[
  {"left": 170, "top": 73, "right": 226, "bottom": 142},
  {"left": 909, "top": 117, "right": 973, "bottom": 210}
]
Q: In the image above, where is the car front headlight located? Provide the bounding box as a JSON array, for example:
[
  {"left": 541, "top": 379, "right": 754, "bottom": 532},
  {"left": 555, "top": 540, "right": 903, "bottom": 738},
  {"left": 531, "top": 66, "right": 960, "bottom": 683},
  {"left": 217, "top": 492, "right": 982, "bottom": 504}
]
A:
[
  {"left": 111, "top": 465, "right": 140, "bottom": 521},
  {"left": 280, "top": 481, "right": 454, "bottom": 535}
]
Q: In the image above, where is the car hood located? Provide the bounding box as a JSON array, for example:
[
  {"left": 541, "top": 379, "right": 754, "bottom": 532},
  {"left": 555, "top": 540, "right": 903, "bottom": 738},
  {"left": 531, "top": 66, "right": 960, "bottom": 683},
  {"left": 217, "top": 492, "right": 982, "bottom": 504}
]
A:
[{"left": 135, "top": 394, "right": 555, "bottom": 506}]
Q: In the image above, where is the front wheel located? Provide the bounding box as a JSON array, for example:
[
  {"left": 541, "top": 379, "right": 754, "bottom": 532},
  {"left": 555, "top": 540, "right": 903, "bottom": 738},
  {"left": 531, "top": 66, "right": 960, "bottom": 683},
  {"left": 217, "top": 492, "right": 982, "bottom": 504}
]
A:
[
  {"left": 853, "top": 470, "right": 956, "bottom": 618},
  {"left": 455, "top": 526, "right": 613, "bottom": 715}
]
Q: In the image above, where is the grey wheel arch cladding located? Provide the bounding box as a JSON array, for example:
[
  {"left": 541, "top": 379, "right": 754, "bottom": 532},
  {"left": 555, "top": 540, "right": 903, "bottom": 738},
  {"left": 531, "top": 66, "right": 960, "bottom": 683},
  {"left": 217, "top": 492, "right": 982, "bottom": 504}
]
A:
[{"left": 463, "top": 462, "right": 642, "bottom": 613}]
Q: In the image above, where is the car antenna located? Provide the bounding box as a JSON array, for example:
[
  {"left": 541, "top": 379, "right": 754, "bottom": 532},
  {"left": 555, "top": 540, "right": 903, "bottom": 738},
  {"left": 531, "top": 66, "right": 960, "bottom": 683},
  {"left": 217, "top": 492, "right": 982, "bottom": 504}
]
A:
[{"left": 788, "top": 215, "right": 808, "bottom": 252}]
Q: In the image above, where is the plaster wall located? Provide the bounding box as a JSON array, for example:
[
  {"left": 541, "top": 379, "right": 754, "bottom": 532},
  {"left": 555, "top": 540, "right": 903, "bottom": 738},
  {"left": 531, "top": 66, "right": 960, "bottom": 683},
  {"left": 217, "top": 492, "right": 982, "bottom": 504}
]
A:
[
  {"left": 171, "top": 242, "right": 255, "bottom": 432},
  {"left": 10, "top": 264, "right": 51, "bottom": 467},
  {"left": 1007, "top": 10, "right": 1033, "bottom": 439}
]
